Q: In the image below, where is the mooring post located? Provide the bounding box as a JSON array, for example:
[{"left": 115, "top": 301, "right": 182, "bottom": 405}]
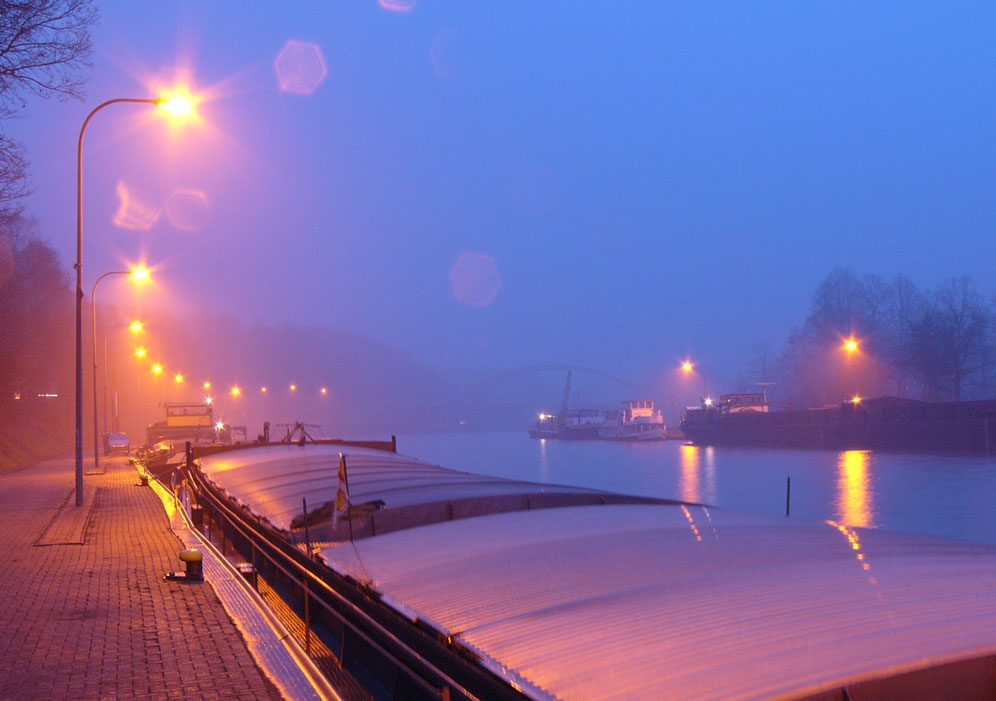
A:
[
  {"left": 786, "top": 476, "right": 791, "bottom": 517},
  {"left": 302, "top": 497, "right": 311, "bottom": 556}
]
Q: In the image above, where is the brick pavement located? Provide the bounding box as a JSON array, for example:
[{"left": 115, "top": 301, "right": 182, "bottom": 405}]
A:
[{"left": 0, "top": 454, "right": 283, "bottom": 700}]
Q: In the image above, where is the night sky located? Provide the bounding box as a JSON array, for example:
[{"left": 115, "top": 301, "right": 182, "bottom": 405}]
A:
[{"left": 9, "top": 2, "right": 996, "bottom": 416}]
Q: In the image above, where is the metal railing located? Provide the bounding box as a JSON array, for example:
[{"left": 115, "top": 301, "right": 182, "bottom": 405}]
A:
[{"left": 167, "top": 445, "right": 528, "bottom": 701}]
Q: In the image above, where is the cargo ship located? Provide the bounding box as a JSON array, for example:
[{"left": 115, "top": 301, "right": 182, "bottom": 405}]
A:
[
  {"left": 680, "top": 393, "right": 996, "bottom": 454},
  {"left": 528, "top": 373, "right": 665, "bottom": 441}
]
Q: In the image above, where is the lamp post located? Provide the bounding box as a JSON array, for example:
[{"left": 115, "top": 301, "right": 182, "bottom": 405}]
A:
[
  {"left": 91, "top": 270, "right": 147, "bottom": 471},
  {"left": 681, "top": 360, "right": 709, "bottom": 402},
  {"left": 102, "top": 321, "right": 143, "bottom": 434},
  {"left": 75, "top": 95, "right": 192, "bottom": 506}
]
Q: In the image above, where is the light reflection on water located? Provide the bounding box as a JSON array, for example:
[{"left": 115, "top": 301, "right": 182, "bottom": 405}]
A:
[
  {"left": 401, "top": 430, "right": 996, "bottom": 545},
  {"left": 836, "top": 450, "right": 873, "bottom": 527},
  {"left": 679, "top": 444, "right": 700, "bottom": 503}
]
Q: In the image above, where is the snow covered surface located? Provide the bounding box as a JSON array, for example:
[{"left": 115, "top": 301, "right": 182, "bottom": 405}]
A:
[
  {"left": 199, "top": 444, "right": 996, "bottom": 699},
  {"left": 322, "top": 504, "right": 996, "bottom": 700},
  {"left": 197, "top": 443, "right": 600, "bottom": 531}
]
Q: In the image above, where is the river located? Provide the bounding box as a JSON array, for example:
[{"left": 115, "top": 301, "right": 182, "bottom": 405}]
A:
[{"left": 399, "top": 431, "right": 996, "bottom": 546}]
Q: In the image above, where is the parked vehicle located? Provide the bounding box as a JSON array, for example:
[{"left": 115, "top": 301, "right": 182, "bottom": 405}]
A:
[{"left": 106, "top": 432, "right": 130, "bottom": 455}]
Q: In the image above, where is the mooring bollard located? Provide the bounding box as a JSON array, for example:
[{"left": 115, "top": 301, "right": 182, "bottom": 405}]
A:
[
  {"left": 164, "top": 548, "right": 203, "bottom": 582},
  {"left": 179, "top": 549, "right": 203, "bottom": 580}
]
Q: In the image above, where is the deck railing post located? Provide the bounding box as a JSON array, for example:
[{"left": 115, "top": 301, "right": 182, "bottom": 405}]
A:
[
  {"left": 304, "top": 579, "right": 311, "bottom": 656},
  {"left": 786, "top": 476, "right": 791, "bottom": 517}
]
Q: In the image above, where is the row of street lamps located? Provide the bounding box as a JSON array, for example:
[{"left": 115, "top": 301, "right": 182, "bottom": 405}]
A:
[{"left": 75, "top": 95, "right": 194, "bottom": 505}]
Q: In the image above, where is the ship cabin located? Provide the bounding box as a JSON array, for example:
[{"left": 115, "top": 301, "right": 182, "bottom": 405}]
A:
[
  {"left": 622, "top": 399, "right": 657, "bottom": 420},
  {"left": 719, "top": 393, "right": 768, "bottom": 414}
]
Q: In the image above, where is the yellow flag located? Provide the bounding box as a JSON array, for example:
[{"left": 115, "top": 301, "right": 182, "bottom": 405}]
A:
[{"left": 332, "top": 452, "right": 349, "bottom": 528}]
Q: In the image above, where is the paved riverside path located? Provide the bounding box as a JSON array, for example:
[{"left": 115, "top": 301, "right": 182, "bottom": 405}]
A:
[{"left": 0, "top": 454, "right": 283, "bottom": 700}]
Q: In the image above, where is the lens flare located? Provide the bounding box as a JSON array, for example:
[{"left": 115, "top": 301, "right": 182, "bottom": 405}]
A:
[
  {"left": 449, "top": 251, "right": 502, "bottom": 307},
  {"left": 113, "top": 181, "right": 161, "bottom": 231},
  {"left": 164, "top": 189, "right": 211, "bottom": 232},
  {"left": 274, "top": 40, "right": 328, "bottom": 95},
  {"left": 379, "top": 0, "right": 417, "bottom": 11}
]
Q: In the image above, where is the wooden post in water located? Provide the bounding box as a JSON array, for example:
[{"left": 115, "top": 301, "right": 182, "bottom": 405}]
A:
[{"left": 785, "top": 477, "right": 791, "bottom": 517}]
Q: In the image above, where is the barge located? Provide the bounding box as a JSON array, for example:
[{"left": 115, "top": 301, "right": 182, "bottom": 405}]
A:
[
  {"left": 681, "top": 394, "right": 996, "bottom": 453},
  {"left": 161, "top": 439, "right": 996, "bottom": 699}
]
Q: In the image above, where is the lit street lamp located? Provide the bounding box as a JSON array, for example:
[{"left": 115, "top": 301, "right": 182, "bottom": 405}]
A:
[
  {"left": 74, "top": 94, "right": 194, "bottom": 507},
  {"left": 90, "top": 269, "right": 148, "bottom": 472},
  {"left": 680, "top": 359, "right": 709, "bottom": 400},
  {"left": 102, "top": 319, "right": 143, "bottom": 434}
]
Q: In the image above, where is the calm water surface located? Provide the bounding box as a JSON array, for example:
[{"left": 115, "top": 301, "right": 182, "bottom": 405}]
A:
[{"left": 399, "top": 431, "right": 996, "bottom": 546}]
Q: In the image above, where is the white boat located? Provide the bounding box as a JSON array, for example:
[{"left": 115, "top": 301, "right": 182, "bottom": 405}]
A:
[{"left": 598, "top": 399, "right": 666, "bottom": 440}]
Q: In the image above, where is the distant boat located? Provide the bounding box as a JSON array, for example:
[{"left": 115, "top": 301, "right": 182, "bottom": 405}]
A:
[
  {"left": 598, "top": 399, "right": 666, "bottom": 441},
  {"left": 528, "top": 373, "right": 665, "bottom": 441}
]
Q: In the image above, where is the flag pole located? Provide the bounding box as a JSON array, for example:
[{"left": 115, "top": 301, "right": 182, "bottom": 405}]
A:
[{"left": 342, "top": 453, "right": 354, "bottom": 544}]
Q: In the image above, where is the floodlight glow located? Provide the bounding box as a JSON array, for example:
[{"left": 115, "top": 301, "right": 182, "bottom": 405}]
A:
[{"left": 157, "top": 94, "right": 193, "bottom": 117}]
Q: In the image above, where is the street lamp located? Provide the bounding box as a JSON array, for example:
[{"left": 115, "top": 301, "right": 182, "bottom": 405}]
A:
[
  {"left": 90, "top": 269, "right": 148, "bottom": 472},
  {"left": 102, "top": 319, "right": 143, "bottom": 434},
  {"left": 680, "top": 359, "right": 708, "bottom": 399},
  {"left": 75, "top": 94, "right": 195, "bottom": 506}
]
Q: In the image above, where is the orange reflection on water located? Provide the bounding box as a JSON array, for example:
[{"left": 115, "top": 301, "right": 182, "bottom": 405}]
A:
[
  {"left": 679, "top": 444, "right": 701, "bottom": 504},
  {"left": 835, "top": 450, "right": 874, "bottom": 527},
  {"left": 680, "top": 505, "right": 702, "bottom": 542}
]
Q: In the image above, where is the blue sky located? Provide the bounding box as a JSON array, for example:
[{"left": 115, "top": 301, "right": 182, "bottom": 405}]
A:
[{"left": 9, "top": 2, "right": 996, "bottom": 409}]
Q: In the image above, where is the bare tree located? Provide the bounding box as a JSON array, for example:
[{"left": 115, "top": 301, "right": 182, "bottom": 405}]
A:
[
  {"left": 0, "top": 0, "right": 97, "bottom": 117},
  {"left": 909, "top": 276, "right": 994, "bottom": 401},
  {"left": 884, "top": 274, "right": 925, "bottom": 396},
  {"left": 0, "top": 0, "right": 97, "bottom": 216}
]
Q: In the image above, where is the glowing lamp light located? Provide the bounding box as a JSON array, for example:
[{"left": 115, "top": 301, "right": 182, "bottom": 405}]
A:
[
  {"left": 843, "top": 337, "right": 859, "bottom": 354},
  {"left": 852, "top": 395, "right": 862, "bottom": 404},
  {"left": 230, "top": 386, "right": 241, "bottom": 397},
  {"left": 215, "top": 421, "right": 224, "bottom": 431},
  {"left": 681, "top": 361, "right": 693, "bottom": 373},
  {"left": 129, "top": 321, "right": 143, "bottom": 331},
  {"left": 261, "top": 386, "right": 268, "bottom": 393},
  {"left": 203, "top": 381, "right": 211, "bottom": 389},
  {"left": 152, "top": 364, "right": 163, "bottom": 375},
  {"left": 704, "top": 397, "right": 713, "bottom": 406},
  {"left": 289, "top": 384, "right": 297, "bottom": 392},
  {"left": 157, "top": 93, "right": 193, "bottom": 118},
  {"left": 205, "top": 396, "right": 212, "bottom": 405},
  {"left": 130, "top": 266, "right": 150, "bottom": 281},
  {"left": 135, "top": 347, "right": 147, "bottom": 358},
  {"left": 174, "top": 374, "right": 184, "bottom": 384},
  {"left": 320, "top": 387, "right": 328, "bottom": 395}
]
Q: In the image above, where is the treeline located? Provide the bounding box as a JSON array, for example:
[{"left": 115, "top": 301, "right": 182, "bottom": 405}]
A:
[
  {"left": 758, "top": 267, "right": 996, "bottom": 407},
  {"left": 0, "top": 217, "right": 74, "bottom": 462}
]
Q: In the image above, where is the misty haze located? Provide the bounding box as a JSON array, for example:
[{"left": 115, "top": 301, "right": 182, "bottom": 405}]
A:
[{"left": 4, "top": 3, "right": 996, "bottom": 700}]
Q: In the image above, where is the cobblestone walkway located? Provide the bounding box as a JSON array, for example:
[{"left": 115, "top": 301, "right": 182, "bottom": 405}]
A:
[{"left": 0, "top": 455, "right": 283, "bottom": 700}]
